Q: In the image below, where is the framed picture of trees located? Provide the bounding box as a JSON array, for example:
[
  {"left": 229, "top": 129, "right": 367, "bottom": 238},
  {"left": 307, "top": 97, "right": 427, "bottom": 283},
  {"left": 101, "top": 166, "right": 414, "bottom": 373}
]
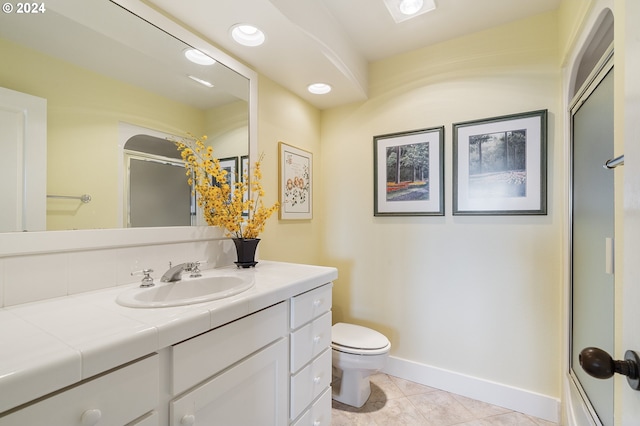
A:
[
  {"left": 453, "top": 110, "right": 547, "bottom": 215},
  {"left": 373, "top": 126, "right": 444, "bottom": 216}
]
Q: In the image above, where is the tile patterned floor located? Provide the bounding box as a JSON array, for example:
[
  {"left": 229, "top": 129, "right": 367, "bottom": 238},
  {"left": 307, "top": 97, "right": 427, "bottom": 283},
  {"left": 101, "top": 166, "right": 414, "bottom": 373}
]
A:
[{"left": 331, "top": 373, "right": 559, "bottom": 426}]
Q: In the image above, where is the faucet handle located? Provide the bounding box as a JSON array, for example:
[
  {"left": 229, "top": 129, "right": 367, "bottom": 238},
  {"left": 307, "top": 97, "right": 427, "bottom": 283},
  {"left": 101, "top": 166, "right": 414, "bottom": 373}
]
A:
[
  {"left": 131, "top": 269, "right": 155, "bottom": 288},
  {"left": 189, "top": 261, "right": 203, "bottom": 278}
]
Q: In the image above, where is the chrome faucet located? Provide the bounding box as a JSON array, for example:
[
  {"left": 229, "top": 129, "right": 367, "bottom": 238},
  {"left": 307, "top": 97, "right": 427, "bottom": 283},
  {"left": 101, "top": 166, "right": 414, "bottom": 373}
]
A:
[{"left": 160, "top": 261, "right": 202, "bottom": 282}]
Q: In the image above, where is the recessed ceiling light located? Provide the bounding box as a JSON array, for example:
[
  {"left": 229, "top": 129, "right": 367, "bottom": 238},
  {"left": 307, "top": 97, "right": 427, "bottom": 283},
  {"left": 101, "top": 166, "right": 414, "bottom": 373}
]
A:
[
  {"left": 399, "top": 0, "right": 423, "bottom": 15},
  {"left": 230, "top": 24, "right": 265, "bottom": 47},
  {"left": 308, "top": 83, "right": 332, "bottom": 95},
  {"left": 184, "top": 48, "right": 216, "bottom": 66},
  {"left": 383, "top": 0, "right": 436, "bottom": 23},
  {"left": 188, "top": 75, "right": 214, "bottom": 88}
]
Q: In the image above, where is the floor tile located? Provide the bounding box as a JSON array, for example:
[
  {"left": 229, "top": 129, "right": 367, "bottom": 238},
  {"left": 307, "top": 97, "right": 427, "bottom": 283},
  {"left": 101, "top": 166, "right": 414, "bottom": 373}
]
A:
[
  {"left": 408, "top": 391, "right": 476, "bottom": 425},
  {"left": 389, "top": 375, "right": 438, "bottom": 396},
  {"left": 330, "top": 373, "right": 559, "bottom": 426},
  {"left": 451, "top": 393, "right": 512, "bottom": 418}
]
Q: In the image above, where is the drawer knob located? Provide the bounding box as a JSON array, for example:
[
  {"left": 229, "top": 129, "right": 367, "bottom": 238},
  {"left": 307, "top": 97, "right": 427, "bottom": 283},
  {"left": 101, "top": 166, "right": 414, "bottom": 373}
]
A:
[
  {"left": 313, "top": 421, "right": 321, "bottom": 426},
  {"left": 81, "top": 409, "right": 102, "bottom": 426},
  {"left": 181, "top": 414, "right": 196, "bottom": 426},
  {"left": 313, "top": 335, "right": 321, "bottom": 344},
  {"left": 313, "top": 299, "right": 321, "bottom": 307},
  {"left": 313, "top": 376, "right": 321, "bottom": 384}
]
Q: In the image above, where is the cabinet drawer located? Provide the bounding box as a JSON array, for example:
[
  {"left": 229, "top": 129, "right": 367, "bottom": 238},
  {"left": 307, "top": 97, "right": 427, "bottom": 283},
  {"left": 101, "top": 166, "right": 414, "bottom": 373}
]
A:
[
  {"left": 291, "top": 284, "right": 332, "bottom": 329},
  {"left": 172, "top": 302, "right": 287, "bottom": 395},
  {"left": 0, "top": 355, "right": 158, "bottom": 426},
  {"left": 291, "top": 387, "right": 331, "bottom": 426},
  {"left": 291, "top": 311, "right": 332, "bottom": 373},
  {"left": 290, "top": 349, "right": 332, "bottom": 420}
]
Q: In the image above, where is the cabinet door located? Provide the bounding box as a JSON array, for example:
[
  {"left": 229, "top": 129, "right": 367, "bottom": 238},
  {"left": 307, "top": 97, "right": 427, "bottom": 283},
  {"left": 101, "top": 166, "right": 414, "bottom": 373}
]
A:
[{"left": 171, "top": 338, "right": 288, "bottom": 426}]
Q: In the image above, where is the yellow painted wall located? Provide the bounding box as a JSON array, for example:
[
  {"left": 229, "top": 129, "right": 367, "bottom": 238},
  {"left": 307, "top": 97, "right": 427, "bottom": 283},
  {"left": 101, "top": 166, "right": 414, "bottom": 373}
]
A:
[
  {"left": 313, "top": 11, "right": 563, "bottom": 398},
  {"left": 256, "top": 76, "right": 324, "bottom": 264},
  {"left": 205, "top": 100, "right": 248, "bottom": 159},
  {"left": 558, "top": 0, "right": 596, "bottom": 66},
  {"left": 0, "top": 38, "right": 205, "bottom": 230}
]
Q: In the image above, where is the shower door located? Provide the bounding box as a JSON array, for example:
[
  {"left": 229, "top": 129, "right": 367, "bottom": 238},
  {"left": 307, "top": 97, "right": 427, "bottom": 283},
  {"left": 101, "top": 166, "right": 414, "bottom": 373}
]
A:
[
  {"left": 127, "top": 156, "right": 193, "bottom": 227},
  {"left": 570, "top": 62, "right": 614, "bottom": 425}
]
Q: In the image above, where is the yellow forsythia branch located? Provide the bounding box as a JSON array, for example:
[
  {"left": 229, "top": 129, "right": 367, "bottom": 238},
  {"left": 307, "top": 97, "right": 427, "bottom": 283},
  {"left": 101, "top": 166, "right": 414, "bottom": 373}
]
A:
[{"left": 173, "top": 133, "right": 278, "bottom": 239}]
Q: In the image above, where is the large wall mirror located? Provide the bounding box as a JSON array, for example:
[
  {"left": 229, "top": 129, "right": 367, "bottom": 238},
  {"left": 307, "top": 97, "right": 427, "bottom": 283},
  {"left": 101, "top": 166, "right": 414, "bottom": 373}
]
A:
[{"left": 0, "top": 0, "right": 255, "bottom": 235}]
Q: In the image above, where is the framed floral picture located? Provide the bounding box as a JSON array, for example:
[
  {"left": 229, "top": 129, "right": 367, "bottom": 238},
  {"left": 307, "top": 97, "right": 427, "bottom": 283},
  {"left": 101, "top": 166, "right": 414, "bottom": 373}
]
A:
[
  {"left": 453, "top": 109, "right": 547, "bottom": 215},
  {"left": 373, "top": 126, "right": 445, "bottom": 216},
  {"left": 279, "top": 142, "right": 312, "bottom": 220}
]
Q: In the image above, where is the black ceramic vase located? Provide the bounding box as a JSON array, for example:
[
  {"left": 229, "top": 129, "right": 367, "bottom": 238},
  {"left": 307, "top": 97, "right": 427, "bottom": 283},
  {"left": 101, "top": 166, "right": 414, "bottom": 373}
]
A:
[{"left": 233, "top": 238, "right": 260, "bottom": 268}]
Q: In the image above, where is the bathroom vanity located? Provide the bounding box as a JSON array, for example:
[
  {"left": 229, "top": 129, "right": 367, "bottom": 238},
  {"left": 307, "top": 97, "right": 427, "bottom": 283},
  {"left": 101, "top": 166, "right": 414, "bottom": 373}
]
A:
[{"left": 0, "top": 261, "right": 336, "bottom": 426}]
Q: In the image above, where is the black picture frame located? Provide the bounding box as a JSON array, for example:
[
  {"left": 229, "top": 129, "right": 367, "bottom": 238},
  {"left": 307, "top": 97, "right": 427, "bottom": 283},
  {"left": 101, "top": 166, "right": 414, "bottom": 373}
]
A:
[
  {"left": 452, "top": 109, "right": 547, "bottom": 215},
  {"left": 373, "top": 126, "right": 445, "bottom": 216}
]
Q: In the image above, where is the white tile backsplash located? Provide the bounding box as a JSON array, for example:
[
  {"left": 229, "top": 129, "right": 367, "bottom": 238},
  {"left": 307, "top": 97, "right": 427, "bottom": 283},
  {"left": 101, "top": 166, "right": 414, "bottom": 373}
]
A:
[
  {"left": 68, "top": 249, "right": 119, "bottom": 294},
  {"left": 4, "top": 252, "right": 69, "bottom": 306},
  {"left": 1, "top": 237, "right": 236, "bottom": 308},
  {"left": 116, "top": 245, "right": 172, "bottom": 287}
]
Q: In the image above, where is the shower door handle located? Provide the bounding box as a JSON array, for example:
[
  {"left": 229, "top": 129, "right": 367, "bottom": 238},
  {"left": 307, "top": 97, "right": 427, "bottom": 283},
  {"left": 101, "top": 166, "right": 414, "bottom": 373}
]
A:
[{"left": 579, "top": 347, "right": 640, "bottom": 390}]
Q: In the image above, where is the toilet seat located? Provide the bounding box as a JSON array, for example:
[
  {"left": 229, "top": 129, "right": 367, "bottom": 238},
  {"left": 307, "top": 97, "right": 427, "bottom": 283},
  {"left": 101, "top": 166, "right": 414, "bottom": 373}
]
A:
[{"left": 332, "top": 323, "right": 390, "bottom": 355}]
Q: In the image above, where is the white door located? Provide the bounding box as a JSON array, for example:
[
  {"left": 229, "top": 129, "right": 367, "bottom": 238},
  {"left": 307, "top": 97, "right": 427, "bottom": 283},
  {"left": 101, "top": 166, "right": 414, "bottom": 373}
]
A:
[{"left": 0, "top": 87, "right": 46, "bottom": 232}]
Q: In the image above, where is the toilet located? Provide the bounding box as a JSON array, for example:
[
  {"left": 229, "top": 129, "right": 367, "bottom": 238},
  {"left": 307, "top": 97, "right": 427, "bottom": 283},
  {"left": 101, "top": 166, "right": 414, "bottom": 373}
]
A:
[{"left": 331, "top": 322, "right": 391, "bottom": 408}]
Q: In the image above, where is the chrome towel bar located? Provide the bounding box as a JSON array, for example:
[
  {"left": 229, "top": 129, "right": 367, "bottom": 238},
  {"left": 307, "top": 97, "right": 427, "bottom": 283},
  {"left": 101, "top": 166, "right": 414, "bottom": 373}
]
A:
[
  {"left": 604, "top": 154, "right": 624, "bottom": 169},
  {"left": 47, "top": 194, "right": 92, "bottom": 203}
]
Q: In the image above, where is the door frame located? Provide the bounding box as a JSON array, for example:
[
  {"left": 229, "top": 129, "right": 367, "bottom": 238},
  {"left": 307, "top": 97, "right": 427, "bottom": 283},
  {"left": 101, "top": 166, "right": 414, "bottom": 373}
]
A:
[
  {"left": 562, "top": 2, "right": 615, "bottom": 425},
  {"left": 567, "top": 48, "right": 614, "bottom": 426}
]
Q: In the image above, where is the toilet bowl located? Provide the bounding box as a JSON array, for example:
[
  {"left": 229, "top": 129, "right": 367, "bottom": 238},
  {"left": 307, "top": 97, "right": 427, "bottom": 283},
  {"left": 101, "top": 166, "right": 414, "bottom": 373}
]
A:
[{"left": 331, "top": 322, "right": 391, "bottom": 408}]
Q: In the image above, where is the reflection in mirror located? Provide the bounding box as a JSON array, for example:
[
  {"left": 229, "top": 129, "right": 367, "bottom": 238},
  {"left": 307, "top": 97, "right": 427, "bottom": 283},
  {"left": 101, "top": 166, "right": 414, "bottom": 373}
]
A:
[
  {"left": 124, "top": 133, "right": 193, "bottom": 228},
  {"left": 0, "top": 0, "right": 249, "bottom": 233}
]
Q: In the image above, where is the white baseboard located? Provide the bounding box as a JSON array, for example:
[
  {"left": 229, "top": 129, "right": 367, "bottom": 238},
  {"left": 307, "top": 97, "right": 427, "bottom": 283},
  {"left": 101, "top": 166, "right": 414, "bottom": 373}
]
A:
[{"left": 381, "top": 355, "right": 560, "bottom": 424}]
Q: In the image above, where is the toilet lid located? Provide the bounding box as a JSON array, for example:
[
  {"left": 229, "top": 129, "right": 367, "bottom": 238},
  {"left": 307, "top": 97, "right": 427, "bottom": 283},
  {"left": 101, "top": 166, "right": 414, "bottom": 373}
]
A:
[{"left": 332, "top": 323, "right": 390, "bottom": 352}]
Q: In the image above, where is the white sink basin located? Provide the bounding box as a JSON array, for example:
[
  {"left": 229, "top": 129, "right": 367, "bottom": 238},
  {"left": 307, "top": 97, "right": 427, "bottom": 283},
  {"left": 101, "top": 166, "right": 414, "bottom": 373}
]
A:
[{"left": 116, "top": 274, "right": 254, "bottom": 308}]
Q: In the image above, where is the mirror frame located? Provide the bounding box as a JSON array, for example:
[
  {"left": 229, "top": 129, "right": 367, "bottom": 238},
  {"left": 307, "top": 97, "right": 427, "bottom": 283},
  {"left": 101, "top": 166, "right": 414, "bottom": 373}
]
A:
[{"left": 0, "top": 0, "right": 258, "bottom": 257}]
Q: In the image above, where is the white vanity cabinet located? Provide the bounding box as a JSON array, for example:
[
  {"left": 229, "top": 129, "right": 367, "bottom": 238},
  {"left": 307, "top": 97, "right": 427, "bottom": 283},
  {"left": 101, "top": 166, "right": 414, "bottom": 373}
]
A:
[
  {"left": 0, "top": 355, "right": 159, "bottom": 426},
  {"left": 0, "top": 262, "right": 338, "bottom": 426},
  {"left": 168, "top": 283, "right": 333, "bottom": 426},
  {"left": 170, "top": 302, "right": 289, "bottom": 425},
  {"left": 289, "top": 284, "right": 333, "bottom": 425}
]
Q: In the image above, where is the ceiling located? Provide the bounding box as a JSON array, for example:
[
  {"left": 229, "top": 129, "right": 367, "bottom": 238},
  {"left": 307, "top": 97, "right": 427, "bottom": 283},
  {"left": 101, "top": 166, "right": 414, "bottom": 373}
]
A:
[
  {"left": 147, "top": 0, "right": 561, "bottom": 110},
  {"left": 1, "top": 0, "right": 249, "bottom": 110}
]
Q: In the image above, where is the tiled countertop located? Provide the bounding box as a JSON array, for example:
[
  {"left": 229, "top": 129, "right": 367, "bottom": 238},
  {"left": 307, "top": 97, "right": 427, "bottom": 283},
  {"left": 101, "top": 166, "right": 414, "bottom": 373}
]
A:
[{"left": 0, "top": 261, "right": 338, "bottom": 413}]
